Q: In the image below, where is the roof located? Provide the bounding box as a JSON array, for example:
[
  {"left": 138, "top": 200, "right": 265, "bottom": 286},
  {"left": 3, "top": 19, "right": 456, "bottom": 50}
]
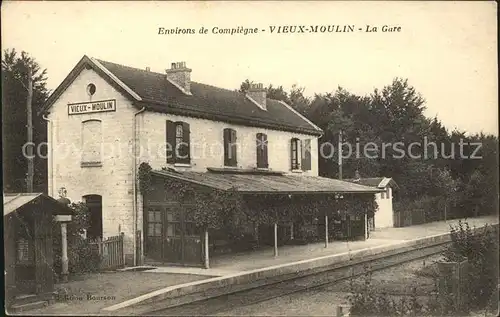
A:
[
  {"left": 344, "top": 177, "right": 399, "bottom": 189},
  {"left": 3, "top": 193, "right": 73, "bottom": 217},
  {"left": 41, "top": 56, "right": 323, "bottom": 136},
  {"left": 152, "top": 170, "right": 383, "bottom": 194}
]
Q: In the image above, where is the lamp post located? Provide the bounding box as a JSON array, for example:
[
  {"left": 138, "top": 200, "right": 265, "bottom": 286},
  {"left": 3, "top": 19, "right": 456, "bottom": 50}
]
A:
[
  {"left": 56, "top": 187, "right": 72, "bottom": 282},
  {"left": 54, "top": 215, "right": 72, "bottom": 282}
]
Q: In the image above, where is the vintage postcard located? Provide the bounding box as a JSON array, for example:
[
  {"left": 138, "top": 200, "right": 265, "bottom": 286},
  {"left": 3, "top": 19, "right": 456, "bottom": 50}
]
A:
[{"left": 2, "top": 1, "right": 498, "bottom": 316}]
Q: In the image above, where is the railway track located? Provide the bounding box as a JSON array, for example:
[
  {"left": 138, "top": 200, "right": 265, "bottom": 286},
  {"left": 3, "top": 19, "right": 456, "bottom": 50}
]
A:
[{"left": 143, "top": 240, "right": 450, "bottom": 316}]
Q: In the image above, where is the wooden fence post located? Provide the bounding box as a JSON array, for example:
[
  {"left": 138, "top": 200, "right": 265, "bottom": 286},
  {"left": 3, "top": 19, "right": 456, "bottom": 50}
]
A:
[
  {"left": 324, "top": 214, "right": 329, "bottom": 248},
  {"left": 121, "top": 232, "right": 125, "bottom": 267},
  {"left": 273, "top": 222, "right": 278, "bottom": 257},
  {"left": 204, "top": 229, "right": 210, "bottom": 269},
  {"left": 97, "top": 236, "right": 103, "bottom": 256}
]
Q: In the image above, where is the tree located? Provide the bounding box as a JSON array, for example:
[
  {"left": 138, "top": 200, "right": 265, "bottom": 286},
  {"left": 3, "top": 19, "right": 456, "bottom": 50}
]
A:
[
  {"left": 2, "top": 48, "right": 50, "bottom": 193},
  {"left": 235, "top": 77, "right": 498, "bottom": 219}
]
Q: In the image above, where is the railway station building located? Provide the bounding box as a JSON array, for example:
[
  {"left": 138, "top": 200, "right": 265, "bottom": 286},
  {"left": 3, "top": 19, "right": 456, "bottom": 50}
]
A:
[{"left": 40, "top": 56, "right": 382, "bottom": 267}]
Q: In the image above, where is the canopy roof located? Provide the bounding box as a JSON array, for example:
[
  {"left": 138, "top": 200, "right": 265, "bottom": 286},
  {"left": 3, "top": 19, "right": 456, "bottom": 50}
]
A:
[
  {"left": 152, "top": 170, "right": 383, "bottom": 194},
  {"left": 344, "top": 177, "right": 399, "bottom": 189},
  {"left": 3, "top": 193, "right": 73, "bottom": 217}
]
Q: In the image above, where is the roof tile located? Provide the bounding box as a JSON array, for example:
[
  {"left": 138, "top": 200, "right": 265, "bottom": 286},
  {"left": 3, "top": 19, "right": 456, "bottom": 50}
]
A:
[{"left": 96, "top": 59, "right": 322, "bottom": 135}]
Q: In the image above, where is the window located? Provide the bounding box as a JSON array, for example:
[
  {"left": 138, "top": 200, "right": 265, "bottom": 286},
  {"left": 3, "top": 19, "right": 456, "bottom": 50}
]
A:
[
  {"left": 86, "top": 83, "right": 96, "bottom": 96},
  {"left": 301, "top": 139, "right": 311, "bottom": 171},
  {"left": 290, "top": 138, "right": 301, "bottom": 170},
  {"left": 166, "top": 121, "right": 191, "bottom": 164},
  {"left": 166, "top": 209, "right": 181, "bottom": 237},
  {"left": 147, "top": 208, "right": 162, "bottom": 237},
  {"left": 184, "top": 207, "right": 200, "bottom": 237},
  {"left": 256, "top": 133, "right": 268, "bottom": 168},
  {"left": 82, "top": 119, "right": 102, "bottom": 166},
  {"left": 176, "top": 124, "right": 183, "bottom": 147},
  {"left": 386, "top": 187, "right": 391, "bottom": 199},
  {"left": 223, "top": 128, "right": 237, "bottom": 167}
]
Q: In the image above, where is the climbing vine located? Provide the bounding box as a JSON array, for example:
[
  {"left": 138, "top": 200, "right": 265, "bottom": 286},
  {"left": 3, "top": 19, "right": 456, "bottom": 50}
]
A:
[
  {"left": 139, "top": 162, "right": 378, "bottom": 232},
  {"left": 138, "top": 162, "right": 153, "bottom": 194}
]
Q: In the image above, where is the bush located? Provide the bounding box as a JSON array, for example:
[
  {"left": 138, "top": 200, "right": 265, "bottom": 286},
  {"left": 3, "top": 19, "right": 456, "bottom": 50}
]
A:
[
  {"left": 443, "top": 221, "right": 499, "bottom": 311},
  {"left": 69, "top": 236, "right": 102, "bottom": 273},
  {"left": 348, "top": 267, "right": 427, "bottom": 317},
  {"left": 53, "top": 202, "right": 102, "bottom": 277}
]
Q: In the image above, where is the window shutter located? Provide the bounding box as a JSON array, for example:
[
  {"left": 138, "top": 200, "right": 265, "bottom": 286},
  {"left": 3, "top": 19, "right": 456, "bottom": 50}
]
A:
[
  {"left": 223, "top": 128, "right": 230, "bottom": 166},
  {"left": 262, "top": 134, "right": 268, "bottom": 168},
  {"left": 166, "top": 120, "right": 176, "bottom": 164},
  {"left": 298, "top": 139, "right": 302, "bottom": 170},
  {"left": 230, "top": 129, "right": 237, "bottom": 166},
  {"left": 177, "top": 122, "right": 190, "bottom": 164},
  {"left": 290, "top": 138, "right": 296, "bottom": 170},
  {"left": 301, "top": 139, "right": 311, "bottom": 171}
]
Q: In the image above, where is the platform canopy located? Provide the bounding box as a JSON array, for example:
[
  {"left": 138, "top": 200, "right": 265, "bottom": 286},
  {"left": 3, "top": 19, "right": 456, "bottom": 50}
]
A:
[
  {"left": 344, "top": 177, "right": 399, "bottom": 189},
  {"left": 3, "top": 193, "right": 73, "bottom": 217},
  {"left": 152, "top": 169, "right": 383, "bottom": 194}
]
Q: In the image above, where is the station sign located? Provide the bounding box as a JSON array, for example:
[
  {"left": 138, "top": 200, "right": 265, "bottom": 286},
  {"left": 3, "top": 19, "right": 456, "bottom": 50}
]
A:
[{"left": 68, "top": 99, "right": 116, "bottom": 115}]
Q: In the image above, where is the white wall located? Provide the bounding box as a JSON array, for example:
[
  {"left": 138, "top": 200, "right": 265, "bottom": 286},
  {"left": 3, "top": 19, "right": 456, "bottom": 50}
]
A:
[
  {"left": 374, "top": 187, "right": 394, "bottom": 228},
  {"left": 48, "top": 66, "right": 321, "bottom": 265},
  {"left": 47, "top": 68, "right": 137, "bottom": 261},
  {"left": 138, "top": 111, "right": 320, "bottom": 176}
]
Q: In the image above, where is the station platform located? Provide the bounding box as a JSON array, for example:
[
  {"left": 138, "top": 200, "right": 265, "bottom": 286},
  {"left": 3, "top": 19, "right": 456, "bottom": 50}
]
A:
[
  {"left": 144, "top": 215, "right": 498, "bottom": 276},
  {"left": 103, "top": 215, "right": 498, "bottom": 314}
]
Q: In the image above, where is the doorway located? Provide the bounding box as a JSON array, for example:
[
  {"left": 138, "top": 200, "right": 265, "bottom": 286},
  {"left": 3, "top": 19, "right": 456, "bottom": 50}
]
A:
[
  {"left": 83, "top": 195, "right": 102, "bottom": 239},
  {"left": 145, "top": 203, "right": 203, "bottom": 266}
]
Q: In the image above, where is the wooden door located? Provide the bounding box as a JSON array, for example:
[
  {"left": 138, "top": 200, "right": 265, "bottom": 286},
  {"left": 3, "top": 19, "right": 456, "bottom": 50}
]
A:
[
  {"left": 349, "top": 214, "right": 365, "bottom": 240},
  {"left": 145, "top": 206, "right": 163, "bottom": 262},
  {"left": 15, "top": 213, "right": 36, "bottom": 294},
  {"left": 145, "top": 203, "right": 203, "bottom": 266},
  {"left": 163, "top": 206, "right": 183, "bottom": 264},
  {"left": 182, "top": 206, "right": 203, "bottom": 265},
  {"left": 34, "top": 216, "right": 54, "bottom": 294}
]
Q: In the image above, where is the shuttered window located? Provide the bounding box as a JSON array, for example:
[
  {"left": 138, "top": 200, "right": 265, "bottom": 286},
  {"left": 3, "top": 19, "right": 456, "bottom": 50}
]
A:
[
  {"left": 301, "top": 139, "right": 311, "bottom": 171},
  {"left": 224, "top": 128, "right": 237, "bottom": 167},
  {"left": 166, "top": 120, "right": 191, "bottom": 164},
  {"left": 82, "top": 119, "right": 102, "bottom": 165},
  {"left": 256, "top": 133, "right": 269, "bottom": 168},
  {"left": 290, "top": 138, "right": 301, "bottom": 170}
]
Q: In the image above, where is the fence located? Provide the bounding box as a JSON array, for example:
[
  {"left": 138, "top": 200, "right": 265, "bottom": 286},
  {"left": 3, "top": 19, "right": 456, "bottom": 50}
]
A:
[
  {"left": 89, "top": 233, "right": 125, "bottom": 271},
  {"left": 393, "top": 200, "right": 467, "bottom": 228},
  {"left": 393, "top": 208, "right": 426, "bottom": 227}
]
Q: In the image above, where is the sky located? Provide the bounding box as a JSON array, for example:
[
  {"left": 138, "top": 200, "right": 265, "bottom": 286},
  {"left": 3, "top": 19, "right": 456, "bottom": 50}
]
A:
[{"left": 2, "top": 1, "right": 498, "bottom": 135}]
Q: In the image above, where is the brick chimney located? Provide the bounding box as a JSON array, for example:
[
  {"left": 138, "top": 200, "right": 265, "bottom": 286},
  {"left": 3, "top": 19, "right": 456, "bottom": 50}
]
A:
[
  {"left": 166, "top": 61, "right": 192, "bottom": 95},
  {"left": 246, "top": 83, "right": 267, "bottom": 110}
]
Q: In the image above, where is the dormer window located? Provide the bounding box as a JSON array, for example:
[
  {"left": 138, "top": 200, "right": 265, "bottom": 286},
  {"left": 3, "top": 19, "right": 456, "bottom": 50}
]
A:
[
  {"left": 166, "top": 120, "right": 191, "bottom": 164},
  {"left": 256, "top": 133, "right": 268, "bottom": 168},
  {"left": 290, "top": 138, "right": 301, "bottom": 170},
  {"left": 223, "top": 128, "right": 237, "bottom": 167}
]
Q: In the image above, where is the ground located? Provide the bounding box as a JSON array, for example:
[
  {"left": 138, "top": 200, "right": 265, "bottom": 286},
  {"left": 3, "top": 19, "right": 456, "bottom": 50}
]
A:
[
  {"left": 19, "top": 216, "right": 499, "bottom": 316},
  {"left": 22, "top": 271, "right": 210, "bottom": 315},
  {"left": 211, "top": 254, "right": 443, "bottom": 316}
]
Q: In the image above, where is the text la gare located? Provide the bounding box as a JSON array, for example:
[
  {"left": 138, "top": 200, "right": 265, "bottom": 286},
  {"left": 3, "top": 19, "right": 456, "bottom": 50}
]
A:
[{"left": 365, "top": 25, "right": 402, "bottom": 32}]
